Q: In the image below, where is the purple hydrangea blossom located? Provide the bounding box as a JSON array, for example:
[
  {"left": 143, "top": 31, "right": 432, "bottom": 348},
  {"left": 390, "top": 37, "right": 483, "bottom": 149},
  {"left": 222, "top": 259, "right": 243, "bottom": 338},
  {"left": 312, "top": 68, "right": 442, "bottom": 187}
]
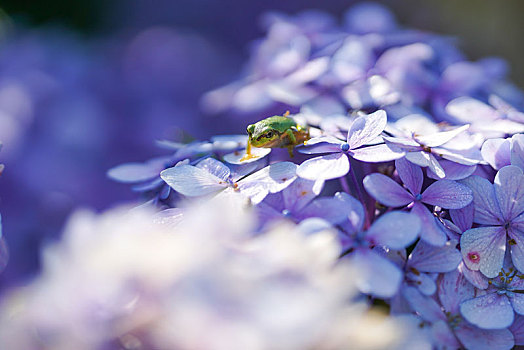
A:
[
  {"left": 336, "top": 192, "right": 421, "bottom": 298},
  {"left": 459, "top": 260, "right": 524, "bottom": 330},
  {"left": 460, "top": 165, "right": 524, "bottom": 277},
  {"left": 404, "top": 269, "right": 515, "bottom": 349},
  {"left": 363, "top": 157, "right": 473, "bottom": 245},
  {"left": 297, "top": 110, "right": 403, "bottom": 180}
]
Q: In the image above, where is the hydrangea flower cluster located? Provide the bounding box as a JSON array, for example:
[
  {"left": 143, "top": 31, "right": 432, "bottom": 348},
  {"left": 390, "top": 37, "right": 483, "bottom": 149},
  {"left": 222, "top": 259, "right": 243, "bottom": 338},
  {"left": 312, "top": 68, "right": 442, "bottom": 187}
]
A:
[
  {"left": 105, "top": 3, "right": 524, "bottom": 348},
  {"left": 1, "top": 2, "right": 524, "bottom": 349}
]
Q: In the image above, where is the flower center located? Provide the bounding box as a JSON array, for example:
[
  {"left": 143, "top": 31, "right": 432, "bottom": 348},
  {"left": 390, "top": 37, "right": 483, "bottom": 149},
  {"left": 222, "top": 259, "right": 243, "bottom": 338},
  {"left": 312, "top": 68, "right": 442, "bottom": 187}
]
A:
[
  {"left": 467, "top": 252, "right": 480, "bottom": 263},
  {"left": 281, "top": 209, "right": 292, "bottom": 217},
  {"left": 415, "top": 193, "right": 422, "bottom": 201},
  {"left": 340, "top": 143, "right": 350, "bottom": 152}
]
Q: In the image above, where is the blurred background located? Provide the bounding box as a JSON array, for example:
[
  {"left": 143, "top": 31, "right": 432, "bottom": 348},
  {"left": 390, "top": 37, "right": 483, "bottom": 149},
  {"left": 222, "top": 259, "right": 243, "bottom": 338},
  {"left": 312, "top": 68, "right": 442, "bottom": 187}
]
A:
[{"left": 0, "top": 0, "right": 523, "bottom": 286}]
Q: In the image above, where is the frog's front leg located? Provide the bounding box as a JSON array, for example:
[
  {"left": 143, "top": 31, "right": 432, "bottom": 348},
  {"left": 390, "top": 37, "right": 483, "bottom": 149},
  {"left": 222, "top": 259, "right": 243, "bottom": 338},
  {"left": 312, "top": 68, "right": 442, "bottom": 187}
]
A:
[{"left": 285, "top": 129, "right": 297, "bottom": 157}]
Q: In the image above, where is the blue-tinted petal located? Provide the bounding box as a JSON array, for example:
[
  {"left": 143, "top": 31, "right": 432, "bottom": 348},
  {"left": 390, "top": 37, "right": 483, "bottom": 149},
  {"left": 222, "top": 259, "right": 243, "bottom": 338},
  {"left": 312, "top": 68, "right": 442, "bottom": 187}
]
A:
[
  {"left": 395, "top": 157, "right": 423, "bottom": 196},
  {"left": 421, "top": 180, "right": 473, "bottom": 209},
  {"left": 297, "top": 153, "right": 350, "bottom": 180},
  {"left": 450, "top": 202, "right": 474, "bottom": 232},
  {"left": 411, "top": 202, "right": 447, "bottom": 246},
  {"left": 366, "top": 211, "right": 420, "bottom": 249},
  {"left": 415, "top": 124, "right": 470, "bottom": 148},
  {"left": 460, "top": 293, "right": 514, "bottom": 329},
  {"left": 363, "top": 173, "right": 413, "bottom": 207},
  {"left": 348, "top": 249, "right": 402, "bottom": 298},
  {"left": 408, "top": 240, "right": 461, "bottom": 273},
  {"left": 402, "top": 286, "right": 444, "bottom": 322},
  {"left": 460, "top": 175, "right": 503, "bottom": 225},
  {"left": 510, "top": 134, "right": 524, "bottom": 170},
  {"left": 283, "top": 178, "right": 324, "bottom": 213},
  {"left": 107, "top": 157, "right": 167, "bottom": 183},
  {"left": 196, "top": 158, "right": 231, "bottom": 181},
  {"left": 426, "top": 160, "right": 477, "bottom": 180},
  {"left": 481, "top": 138, "right": 511, "bottom": 170},
  {"left": 347, "top": 109, "right": 387, "bottom": 149},
  {"left": 298, "top": 136, "right": 343, "bottom": 154},
  {"left": 238, "top": 161, "right": 298, "bottom": 204},
  {"left": 334, "top": 192, "right": 365, "bottom": 233},
  {"left": 160, "top": 164, "right": 228, "bottom": 197},
  {"left": 437, "top": 269, "right": 475, "bottom": 315},
  {"left": 458, "top": 261, "right": 490, "bottom": 290},
  {"left": 510, "top": 315, "right": 524, "bottom": 345},
  {"left": 350, "top": 143, "right": 404, "bottom": 162},
  {"left": 455, "top": 323, "right": 514, "bottom": 350},
  {"left": 508, "top": 227, "right": 524, "bottom": 275},
  {"left": 494, "top": 165, "right": 524, "bottom": 221},
  {"left": 300, "top": 197, "right": 356, "bottom": 225},
  {"left": 223, "top": 147, "right": 271, "bottom": 164},
  {"left": 461, "top": 226, "right": 506, "bottom": 278}
]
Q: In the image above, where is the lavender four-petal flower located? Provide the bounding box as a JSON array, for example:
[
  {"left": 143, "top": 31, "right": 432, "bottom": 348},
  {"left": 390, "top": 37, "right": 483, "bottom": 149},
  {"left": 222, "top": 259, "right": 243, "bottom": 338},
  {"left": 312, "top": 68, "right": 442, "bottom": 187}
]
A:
[
  {"left": 460, "top": 165, "right": 524, "bottom": 277},
  {"left": 337, "top": 192, "right": 421, "bottom": 298},
  {"left": 297, "top": 110, "right": 404, "bottom": 180},
  {"left": 363, "top": 157, "right": 473, "bottom": 245}
]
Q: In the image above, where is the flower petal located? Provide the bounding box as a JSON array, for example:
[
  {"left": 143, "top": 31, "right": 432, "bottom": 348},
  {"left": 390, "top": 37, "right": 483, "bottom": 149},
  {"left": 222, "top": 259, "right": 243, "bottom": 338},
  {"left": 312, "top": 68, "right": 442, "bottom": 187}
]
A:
[
  {"left": 402, "top": 286, "right": 444, "bottom": 322},
  {"left": 437, "top": 269, "right": 475, "bottom": 315},
  {"left": 481, "top": 138, "right": 511, "bottom": 170},
  {"left": 511, "top": 134, "right": 524, "bottom": 170},
  {"left": 455, "top": 323, "right": 515, "bottom": 350},
  {"left": 494, "top": 165, "right": 524, "bottom": 221},
  {"left": 196, "top": 158, "right": 231, "bottom": 181},
  {"left": 508, "top": 227, "right": 524, "bottom": 275},
  {"left": 421, "top": 179, "right": 473, "bottom": 209},
  {"left": 411, "top": 202, "right": 447, "bottom": 246},
  {"left": 160, "top": 164, "right": 227, "bottom": 197},
  {"left": 223, "top": 147, "right": 271, "bottom": 164},
  {"left": 460, "top": 226, "right": 506, "bottom": 278},
  {"left": 283, "top": 178, "right": 324, "bottom": 213},
  {"left": 298, "top": 136, "right": 344, "bottom": 154},
  {"left": 334, "top": 192, "right": 365, "bottom": 233},
  {"left": 460, "top": 175, "right": 503, "bottom": 225},
  {"left": 408, "top": 240, "right": 461, "bottom": 273},
  {"left": 348, "top": 249, "right": 402, "bottom": 298},
  {"left": 363, "top": 173, "right": 413, "bottom": 207},
  {"left": 449, "top": 202, "right": 474, "bottom": 232},
  {"left": 460, "top": 293, "right": 514, "bottom": 329},
  {"left": 347, "top": 109, "right": 387, "bottom": 149},
  {"left": 350, "top": 143, "right": 404, "bottom": 162},
  {"left": 108, "top": 158, "right": 167, "bottom": 183},
  {"left": 510, "top": 315, "right": 524, "bottom": 345},
  {"left": 446, "top": 96, "right": 497, "bottom": 123},
  {"left": 299, "top": 197, "right": 356, "bottom": 225},
  {"left": 366, "top": 211, "right": 420, "bottom": 249},
  {"left": 238, "top": 161, "right": 298, "bottom": 204},
  {"left": 297, "top": 153, "right": 350, "bottom": 180},
  {"left": 431, "top": 320, "right": 461, "bottom": 349},
  {"left": 427, "top": 160, "right": 477, "bottom": 180},
  {"left": 395, "top": 157, "right": 423, "bottom": 195},
  {"left": 415, "top": 124, "right": 470, "bottom": 148}
]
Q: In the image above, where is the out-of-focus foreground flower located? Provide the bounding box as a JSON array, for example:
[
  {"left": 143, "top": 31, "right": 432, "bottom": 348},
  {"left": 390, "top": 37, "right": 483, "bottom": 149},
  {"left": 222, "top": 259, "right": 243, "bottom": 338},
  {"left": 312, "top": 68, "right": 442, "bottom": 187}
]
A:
[{"left": 0, "top": 195, "right": 428, "bottom": 350}]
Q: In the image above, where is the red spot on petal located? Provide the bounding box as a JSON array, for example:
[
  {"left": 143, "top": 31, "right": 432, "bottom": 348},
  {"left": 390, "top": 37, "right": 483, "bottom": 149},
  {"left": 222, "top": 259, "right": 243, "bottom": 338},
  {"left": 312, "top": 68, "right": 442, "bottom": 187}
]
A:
[
  {"left": 468, "top": 252, "right": 480, "bottom": 263},
  {"left": 300, "top": 191, "right": 308, "bottom": 196}
]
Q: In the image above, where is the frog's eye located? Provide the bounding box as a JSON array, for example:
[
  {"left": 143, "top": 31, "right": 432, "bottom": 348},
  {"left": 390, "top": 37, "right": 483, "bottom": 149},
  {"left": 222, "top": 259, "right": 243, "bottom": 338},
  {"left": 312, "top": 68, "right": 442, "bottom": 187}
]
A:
[{"left": 265, "top": 131, "right": 274, "bottom": 139}]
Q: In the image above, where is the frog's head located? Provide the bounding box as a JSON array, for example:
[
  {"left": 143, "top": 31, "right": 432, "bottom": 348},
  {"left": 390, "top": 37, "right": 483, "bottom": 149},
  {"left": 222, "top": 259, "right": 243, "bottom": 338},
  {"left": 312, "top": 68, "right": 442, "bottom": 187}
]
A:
[{"left": 247, "top": 123, "right": 281, "bottom": 148}]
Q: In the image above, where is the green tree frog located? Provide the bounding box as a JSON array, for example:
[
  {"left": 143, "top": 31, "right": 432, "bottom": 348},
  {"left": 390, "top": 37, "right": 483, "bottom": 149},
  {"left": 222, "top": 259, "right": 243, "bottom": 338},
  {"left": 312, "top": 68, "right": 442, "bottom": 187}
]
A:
[{"left": 240, "top": 111, "right": 310, "bottom": 161}]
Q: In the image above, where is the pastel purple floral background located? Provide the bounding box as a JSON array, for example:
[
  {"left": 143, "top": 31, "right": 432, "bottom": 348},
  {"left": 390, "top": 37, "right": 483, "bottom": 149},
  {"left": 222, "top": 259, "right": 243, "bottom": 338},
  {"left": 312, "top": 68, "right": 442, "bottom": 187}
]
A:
[{"left": 1, "top": 1, "right": 524, "bottom": 349}]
